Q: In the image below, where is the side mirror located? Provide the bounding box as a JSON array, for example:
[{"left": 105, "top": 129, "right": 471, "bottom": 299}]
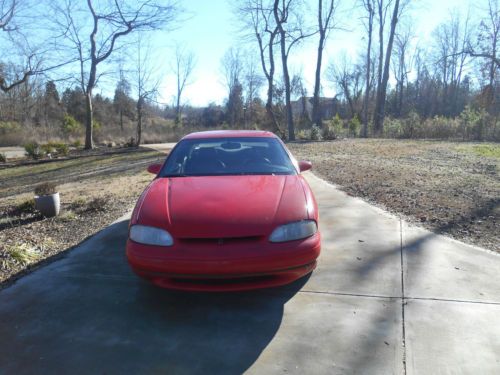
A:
[
  {"left": 147, "top": 163, "right": 162, "bottom": 175},
  {"left": 298, "top": 160, "right": 312, "bottom": 173}
]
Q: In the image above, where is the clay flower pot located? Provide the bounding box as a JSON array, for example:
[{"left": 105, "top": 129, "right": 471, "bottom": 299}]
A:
[{"left": 34, "top": 192, "right": 60, "bottom": 218}]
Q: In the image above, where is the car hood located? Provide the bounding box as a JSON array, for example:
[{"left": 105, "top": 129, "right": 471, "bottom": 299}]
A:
[{"left": 133, "top": 175, "right": 309, "bottom": 238}]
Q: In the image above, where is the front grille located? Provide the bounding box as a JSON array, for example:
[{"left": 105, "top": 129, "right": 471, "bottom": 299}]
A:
[{"left": 178, "top": 236, "right": 261, "bottom": 245}]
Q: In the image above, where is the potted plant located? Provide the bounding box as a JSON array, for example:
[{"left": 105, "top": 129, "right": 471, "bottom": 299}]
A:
[{"left": 34, "top": 182, "right": 60, "bottom": 217}]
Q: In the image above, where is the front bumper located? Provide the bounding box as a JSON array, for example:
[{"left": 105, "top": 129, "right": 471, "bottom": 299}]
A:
[{"left": 126, "top": 232, "right": 321, "bottom": 291}]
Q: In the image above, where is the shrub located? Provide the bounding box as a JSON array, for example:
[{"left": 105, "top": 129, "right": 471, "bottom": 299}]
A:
[
  {"left": 348, "top": 116, "right": 361, "bottom": 137},
  {"left": 310, "top": 124, "right": 323, "bottom": 141},
  {"left": 402, "top": 111, "right": 421, "bottom": 138},
  {"left": 34, "top": 182, "right": 58, "bottom": 196},
  {"left": 427, "top": 116, "right": 459, "bottom": 139},
  {"left": 0, "top": 153, "right": 5, "bottom": 163},
  {"left": 383, "top": 118, "right": 403, "bottom": 138},
  {"left": 53, "top": 142, "right": 69, "bottom": 156},
  {"left": 41, "top": 143, "right": 56, "bottom": 154},
  {"left": 61, "top": 114, "right": 82, "bottom": 136},
  {"left": 324, "top": 114, "right": 343, "bottom": 139},
  {"left": 459, "top": 106, "right": 489, "bottom": 141},
  {"left": 24, "top": 142, "right": 45, "bottom": 160},
  {"left": 39, "top": 142, "right": 69, "bottom": 157},
  {"left": 125, "top": 137, "right": 136, "bottom": 147},
  {"left": 321, "top": 124, "right": 336, "bottom": 140},
  {"left": 296, "top": 129, "right": 309, "bottom": 140},
  {"left": 72, "top": 140, "right": 82, "bottom": 148}
]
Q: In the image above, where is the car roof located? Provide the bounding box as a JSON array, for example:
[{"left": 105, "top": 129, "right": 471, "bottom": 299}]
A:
[{"left": 182, "top": 130, "right": 277, "bottom": 140}]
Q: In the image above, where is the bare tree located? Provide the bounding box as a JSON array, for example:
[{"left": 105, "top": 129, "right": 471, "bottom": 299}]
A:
[
  {"left": 328, "top": 55, "right": 363, "bottom": 119},
  {"left": 220, "top": 47, "right": 245, "bottom": 127},
  {"left": 242, "top": 51, "right": 264, "bottom": 126},
  {"left": 0, "top": 0, "right": 45, "bottom": 93},
  {"left": 433, "top": 12, "right": 470, "bottom": 116},
  {"left": 312, "top": 0, "right": 340, "bottom": 127},
  {"left": 361, "top": 0, "right": 375, "bottom": 137},
  {"left": 113, "top": 69, "right": 132, "bottom": 131},
  {"left": 468, "top": 0, "right": 499, "bottom": 109},
  {"left": 237, "top": 0, "right": 282, "bottom": 134},
  {"left": 373, "top": 0, "right": 400, "bottom": 134},
  {"left": 291, "top": 71, "right": 309, "bottom": 125},
  {"left": 133, "top": 37, "right": 161, "bottom": 146},
  {"left": 58, "top": 0, "right": 179, "bottom": 149},
  {"left": 391, "top": 26, "right": 413, "bottom": 116},
  {"left": 375, "top": 0, "right": 391, "bottom": 89},
  {"left": 221, "top": 47, "right": 244, "bottom": 98},
  {"left": 472, "top": 0, "right": 500, "bottom": 71},
  {"left": 273, "top": 0, "right": 316, "bottom": 140},
  {"left": 173, "top": 45, "right": 196, "bottom": 124},
  {"left": 0, "top": 0, "right": 15, "bottom": 32}
]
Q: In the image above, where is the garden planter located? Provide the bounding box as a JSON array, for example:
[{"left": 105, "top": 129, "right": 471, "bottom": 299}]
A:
[{"left": 35, "top": 192, "right": 60, "bottom": 217}]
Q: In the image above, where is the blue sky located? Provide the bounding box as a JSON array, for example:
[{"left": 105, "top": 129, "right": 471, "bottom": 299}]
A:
[{"left": 118, "top": 0, "right": 479, "bottom": 107}]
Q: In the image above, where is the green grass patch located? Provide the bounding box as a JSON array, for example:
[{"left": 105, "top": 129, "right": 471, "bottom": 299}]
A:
[
  {"left": 456, "top": 144, "right": 500, "bottom": 158},
  {"left": 471, "top": 144, "right": 500, "bottom": 158}
]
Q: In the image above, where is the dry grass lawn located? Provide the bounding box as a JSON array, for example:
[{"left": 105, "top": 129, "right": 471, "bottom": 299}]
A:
[{"left": 288, "top": 139, "right": 499, "bottom": 252}]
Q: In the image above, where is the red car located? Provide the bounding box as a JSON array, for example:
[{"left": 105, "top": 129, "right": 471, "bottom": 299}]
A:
[{"left": 126, "top": 130, "right": 320, "bottom": 291}]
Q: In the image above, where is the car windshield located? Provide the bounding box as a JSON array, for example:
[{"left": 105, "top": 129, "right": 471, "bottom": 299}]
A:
[{"left": 159, "top": 137, "right": 296, "bottom": 177}]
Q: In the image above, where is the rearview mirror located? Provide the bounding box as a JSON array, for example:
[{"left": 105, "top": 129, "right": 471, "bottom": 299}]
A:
[
  {"left": 298, "top": 160, "right": 312, "bottom": 172},
  {"left": 221, "top": 142, "right": 241, "bottom": 150},
  {"left": 147, "top": 163, "right": 162, "bottom": 175}
]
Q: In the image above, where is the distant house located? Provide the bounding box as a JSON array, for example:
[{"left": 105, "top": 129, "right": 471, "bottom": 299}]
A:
[{"left": 291, "top": 97, "right": 338, "bottom": 123}]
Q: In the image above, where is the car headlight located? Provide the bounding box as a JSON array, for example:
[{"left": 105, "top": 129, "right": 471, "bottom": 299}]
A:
[
  {"left": 129, "top": 225, "right": 174, "bottom": 246},
  {"left": 269, "top": 220, "right": 317, "bottom": 243}
]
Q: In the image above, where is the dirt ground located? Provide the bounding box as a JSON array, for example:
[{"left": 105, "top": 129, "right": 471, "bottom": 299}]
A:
[
  {"left": 0, "top": 147, "right": 166, "bottom": 285},
  {"left": 288, "top": 139, "right": 499, "bottom": 252}
]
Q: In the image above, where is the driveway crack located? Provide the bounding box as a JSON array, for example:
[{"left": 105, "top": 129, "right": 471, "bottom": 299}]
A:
[{"left": 400, "top": 218, "right": 407, "bottom": 375}]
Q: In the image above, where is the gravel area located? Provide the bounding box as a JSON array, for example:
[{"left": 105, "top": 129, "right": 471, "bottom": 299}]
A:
[{"left": 288, "top": 139, "right": 499, "bottom": 252}]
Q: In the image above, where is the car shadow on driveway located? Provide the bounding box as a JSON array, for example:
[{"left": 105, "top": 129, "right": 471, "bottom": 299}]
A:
[{"left": 0, "top": 219, "right": 308, "bottom": 375}]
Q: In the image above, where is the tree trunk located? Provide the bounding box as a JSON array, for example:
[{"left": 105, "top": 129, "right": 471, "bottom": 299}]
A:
[
  {"left": 85, "top": 91, "right": 94, "bottom": 149},
  {"left": 397, "top": 76, "right": 404, "bottom": 116},
  {"left": 312, "top": 36, "right": 324, "bottom": 127},
  {"left": 136, "top": 98, "right": 143, "bottom": 146},
  {"left": 282, "top": 59, "right": 294, "bottom": 141},
  {"left": 175, "top": 94, "right": 181, "bottom": 124},
  {"left": 362, "top": 2, "right": 374, "bottom": 138},
  {"left": 373, "top": 0, "right": 400, "bottom": 135},
  {"left": 276, "top": 27, "right": 294, "bottom": 140},
  {"left": 254, "top": 26, "right": 281, "bottom": 135},
  {"left": 281, "top": 48, "right": 295, "bottom": 141},
  {"left": 312, "top": 0, "right": 326, "bottom": 127},
  {"left": 377, "top": 0, "right": 384, "bottom": 89}
]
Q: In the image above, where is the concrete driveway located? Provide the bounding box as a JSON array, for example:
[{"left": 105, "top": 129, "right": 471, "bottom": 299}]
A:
[{"left": 0, "top": 172, "right": 499, "bottom": 374}]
